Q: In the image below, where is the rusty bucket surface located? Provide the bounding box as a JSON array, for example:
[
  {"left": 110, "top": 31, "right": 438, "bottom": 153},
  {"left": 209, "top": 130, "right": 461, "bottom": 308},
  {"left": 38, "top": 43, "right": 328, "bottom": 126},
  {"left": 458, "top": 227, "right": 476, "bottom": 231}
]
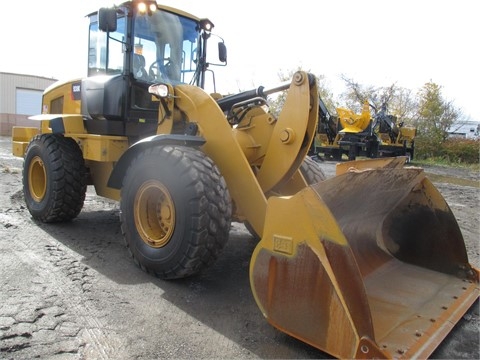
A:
[{"left": 250, "top": 163, "right": 479, "bottom": 359}]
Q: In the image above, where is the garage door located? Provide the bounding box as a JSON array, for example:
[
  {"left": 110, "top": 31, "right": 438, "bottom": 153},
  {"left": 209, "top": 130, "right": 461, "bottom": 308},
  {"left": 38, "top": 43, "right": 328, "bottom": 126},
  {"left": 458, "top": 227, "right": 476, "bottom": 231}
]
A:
[{"left": 16, "top": 88, "right": 43, "bottom": 115}]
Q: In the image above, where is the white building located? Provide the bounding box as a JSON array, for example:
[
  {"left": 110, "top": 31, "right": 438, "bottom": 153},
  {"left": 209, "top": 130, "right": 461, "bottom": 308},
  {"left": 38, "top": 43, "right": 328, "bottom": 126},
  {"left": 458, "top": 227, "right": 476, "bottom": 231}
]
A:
[
  {"left": 448, "top": 120, "right": 480, "bottom": 139},
  {"left": 0, "top": 72, "right": 57, "bottom": 136}
]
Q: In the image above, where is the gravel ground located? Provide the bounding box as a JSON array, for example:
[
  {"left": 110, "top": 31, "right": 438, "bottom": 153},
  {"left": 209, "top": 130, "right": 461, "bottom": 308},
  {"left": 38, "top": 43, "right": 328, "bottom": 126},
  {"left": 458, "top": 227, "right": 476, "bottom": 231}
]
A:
[{"left": 0, "top": 135, "right": 478, "bottom": 359}]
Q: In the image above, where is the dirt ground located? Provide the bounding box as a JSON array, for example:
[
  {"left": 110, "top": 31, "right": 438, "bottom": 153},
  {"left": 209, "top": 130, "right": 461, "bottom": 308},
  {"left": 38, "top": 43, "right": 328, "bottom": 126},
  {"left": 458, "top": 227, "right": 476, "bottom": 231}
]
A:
[{"left": 0, "top": 135, "right": 478, "bottom": 359}]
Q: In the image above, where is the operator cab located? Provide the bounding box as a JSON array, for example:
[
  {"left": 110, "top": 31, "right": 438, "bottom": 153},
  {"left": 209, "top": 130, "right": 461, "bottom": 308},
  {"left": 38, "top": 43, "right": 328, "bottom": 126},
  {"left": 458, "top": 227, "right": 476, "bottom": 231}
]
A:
[{"left": 82, "top": 0, "right": 227, "bottom": 137}]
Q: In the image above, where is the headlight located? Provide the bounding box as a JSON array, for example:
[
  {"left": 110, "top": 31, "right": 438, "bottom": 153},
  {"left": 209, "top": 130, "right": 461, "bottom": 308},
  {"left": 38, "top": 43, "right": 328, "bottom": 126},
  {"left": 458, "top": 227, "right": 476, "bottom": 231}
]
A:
[
  {"left": 199, "top": 18, "right": 214, "bottom": 32},
  {"left": 137, "top": 1, "right": 157, "bottom": 14},
  {"left": 148, "top": 84, "right": 169, "bottom": 98},
  {"left": 149, "top": 3, "right": 157, "bottom": 12},
  {"left": 137, "top": 3, "right": 147, "bottom": 13}
]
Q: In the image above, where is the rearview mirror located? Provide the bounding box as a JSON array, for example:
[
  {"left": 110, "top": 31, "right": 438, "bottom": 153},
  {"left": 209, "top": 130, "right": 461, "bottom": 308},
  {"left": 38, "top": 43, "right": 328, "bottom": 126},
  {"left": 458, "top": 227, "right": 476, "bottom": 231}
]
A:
[
  {"left": 218, "top": 42, "right": 227, "bottom": 63},
  {"left": 98, "top": 7, "right": 117, "bottom": 32}
]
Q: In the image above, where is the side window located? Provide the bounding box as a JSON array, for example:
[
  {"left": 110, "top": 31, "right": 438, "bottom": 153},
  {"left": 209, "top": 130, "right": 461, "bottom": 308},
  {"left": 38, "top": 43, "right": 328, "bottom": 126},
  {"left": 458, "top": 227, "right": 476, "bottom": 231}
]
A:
[
  {"left": 107, "top": 17, "right": 126, "bottom": 74},
  {"left": 88, "top": 22, "right": 106, "bottom": 75},
  {"left": 88, "top": 16, "right": 126, "bottom": 76}
]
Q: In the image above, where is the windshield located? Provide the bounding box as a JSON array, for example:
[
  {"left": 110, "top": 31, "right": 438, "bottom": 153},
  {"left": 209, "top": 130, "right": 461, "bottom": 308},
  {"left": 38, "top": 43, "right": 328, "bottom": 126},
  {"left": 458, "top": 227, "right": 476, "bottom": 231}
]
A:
[
  {"left": 88, "top": 7, "right": 201, "bottom": 85},
  {"left": 133, "top": 10, "right": 199, "bottom": 84}
]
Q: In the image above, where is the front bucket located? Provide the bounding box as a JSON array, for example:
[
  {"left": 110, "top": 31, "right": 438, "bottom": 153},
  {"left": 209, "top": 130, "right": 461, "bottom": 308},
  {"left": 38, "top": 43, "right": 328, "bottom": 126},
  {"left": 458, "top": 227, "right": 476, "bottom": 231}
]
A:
[{"left": 250, "top": 165, "right": 479, "bottom": 359}]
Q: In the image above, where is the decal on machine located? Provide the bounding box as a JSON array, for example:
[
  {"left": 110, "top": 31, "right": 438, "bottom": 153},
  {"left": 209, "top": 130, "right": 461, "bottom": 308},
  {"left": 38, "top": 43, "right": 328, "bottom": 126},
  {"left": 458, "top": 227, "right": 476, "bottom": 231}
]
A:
[{"left": 71, "top": 82, "right": 81, "bottom": 100}]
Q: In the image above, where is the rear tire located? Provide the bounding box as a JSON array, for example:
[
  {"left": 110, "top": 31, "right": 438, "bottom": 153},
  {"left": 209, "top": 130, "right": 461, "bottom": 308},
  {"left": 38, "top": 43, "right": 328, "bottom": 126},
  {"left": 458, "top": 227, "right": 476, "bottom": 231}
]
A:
[
  {"left": 120, "top": 145, "right": 232, "bottom": 279},
  {"left": 23, "top": 134, "right": 87, "bottom": 222}
]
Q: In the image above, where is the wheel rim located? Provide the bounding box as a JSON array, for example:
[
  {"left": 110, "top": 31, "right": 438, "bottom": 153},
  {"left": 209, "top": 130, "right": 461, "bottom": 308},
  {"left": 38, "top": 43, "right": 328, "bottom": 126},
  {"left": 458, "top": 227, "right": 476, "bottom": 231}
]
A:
[
  {"left": 134, "top": 180, "right": 175, "bottom": 248},
  {"left": 28, "top": 156, "right": 47, "bottom": 202}
]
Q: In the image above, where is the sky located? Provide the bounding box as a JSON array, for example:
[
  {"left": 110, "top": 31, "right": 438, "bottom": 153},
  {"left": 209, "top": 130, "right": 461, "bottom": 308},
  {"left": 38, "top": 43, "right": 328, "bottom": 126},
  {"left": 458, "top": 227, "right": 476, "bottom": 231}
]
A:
[{"left": 1, "top": 0, "right": 479, "bottom": 121}]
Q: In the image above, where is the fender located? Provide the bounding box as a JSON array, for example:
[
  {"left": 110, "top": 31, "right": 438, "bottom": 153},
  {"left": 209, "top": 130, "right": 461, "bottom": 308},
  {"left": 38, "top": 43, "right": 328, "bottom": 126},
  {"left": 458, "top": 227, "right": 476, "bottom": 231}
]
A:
[
  {"left": 28, "top": 114, "right": 87, "bottom": 134},
  {"left": 107, "top": 134, "right": 206, "bottom": 189}
]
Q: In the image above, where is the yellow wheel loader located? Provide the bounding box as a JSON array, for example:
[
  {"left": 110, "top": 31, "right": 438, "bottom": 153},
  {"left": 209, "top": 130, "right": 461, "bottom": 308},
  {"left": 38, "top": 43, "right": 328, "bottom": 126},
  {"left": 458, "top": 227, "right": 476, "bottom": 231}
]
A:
[
  {"left": 313, "top": 100, "right": 417, "bottom": 162},
  {"left": 373, "top": 103, "right": 417, "bottom": 162},
  {"left": 11, "top": 1, "right": 478, "bottom": 358},
  {"left": 314, "top": 100, "right": 378, "bottom": 161}
]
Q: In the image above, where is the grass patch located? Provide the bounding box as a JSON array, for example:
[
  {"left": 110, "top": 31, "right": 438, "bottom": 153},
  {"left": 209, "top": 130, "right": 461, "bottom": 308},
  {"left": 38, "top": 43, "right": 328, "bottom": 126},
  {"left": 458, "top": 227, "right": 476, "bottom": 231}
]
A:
[
  {"left": 423, "top": 173, "right": 480, "bottom": 188},
  {"left": 411, "top": 158, "right": 480, "bottom": 172}
]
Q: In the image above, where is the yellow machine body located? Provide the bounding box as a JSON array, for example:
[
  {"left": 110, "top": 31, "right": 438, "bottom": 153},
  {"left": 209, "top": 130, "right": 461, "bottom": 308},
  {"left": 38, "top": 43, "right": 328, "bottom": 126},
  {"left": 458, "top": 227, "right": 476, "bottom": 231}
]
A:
[
  {"left": 11, "top": 54, "right": 477, "bottom": 360},
  {"left": 337, "top": 100, "right": 372, "bottom": 134},
  {"left": 379, "top": 125, "right": 417, "bottom": 147}
]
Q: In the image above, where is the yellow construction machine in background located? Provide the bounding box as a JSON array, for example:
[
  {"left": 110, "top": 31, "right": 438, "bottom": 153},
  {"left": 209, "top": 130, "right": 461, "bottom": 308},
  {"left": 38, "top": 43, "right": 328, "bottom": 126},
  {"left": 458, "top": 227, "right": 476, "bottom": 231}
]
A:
[
  {"left": 11, "top": 1, "right": 478, "bottom": 358},
  {"left": 313, "top": 100, "right": 416, "bottom": 161}
]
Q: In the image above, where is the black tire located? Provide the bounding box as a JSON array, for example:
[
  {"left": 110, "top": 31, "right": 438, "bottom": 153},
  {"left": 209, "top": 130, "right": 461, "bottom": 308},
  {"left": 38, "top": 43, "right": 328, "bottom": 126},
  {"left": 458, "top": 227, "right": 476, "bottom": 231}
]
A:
[
  {"left": 300, "top": 156, "right": 327, "bottom": 184},
  {"left": 245, "top": 157, "right": 326, "bottom": 240},
  {"left": 348, "top": 145, "right": 357, "bottom": 160},
  {"left": 367, "top": 140, "right": 379, "bottom": 158},
  {"left": 23, "top": 134, "right": 87, "bottom": 223},
  {"left": 120, "top": 145, "right": 232, "bottom": 279},
  {"left": 332, "top": 149, "right": 343, "bottom": 161}
]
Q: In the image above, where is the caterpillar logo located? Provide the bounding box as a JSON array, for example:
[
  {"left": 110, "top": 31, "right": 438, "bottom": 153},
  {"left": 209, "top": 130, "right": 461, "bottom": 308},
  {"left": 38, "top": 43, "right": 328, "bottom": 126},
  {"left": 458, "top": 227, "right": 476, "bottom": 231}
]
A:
[{"left": 71, "top": 82, "right": 81, "bottom": 100}]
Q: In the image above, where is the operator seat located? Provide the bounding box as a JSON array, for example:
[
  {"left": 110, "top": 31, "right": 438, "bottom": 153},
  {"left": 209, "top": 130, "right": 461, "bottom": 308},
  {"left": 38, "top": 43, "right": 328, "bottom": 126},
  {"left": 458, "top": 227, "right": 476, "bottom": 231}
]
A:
[{"left": 133, "top": 54, "right": 149, "bottom": 81}]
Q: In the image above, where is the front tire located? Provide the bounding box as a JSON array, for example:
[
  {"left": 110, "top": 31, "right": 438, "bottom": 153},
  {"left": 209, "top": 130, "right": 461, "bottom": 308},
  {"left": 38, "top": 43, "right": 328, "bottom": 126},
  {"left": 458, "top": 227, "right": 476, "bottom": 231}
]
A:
[
  {"left": 244, "top": 157, "right": 326, "bottom": 240},
  {"left": 300, "top": 156, "right": 327, "bottom": 184},
  {"left": 120, "top": 145, "right": 232, "bottom": 279},
  {"left": 23, "top": 134, "right": 87, "bottom": 222}
]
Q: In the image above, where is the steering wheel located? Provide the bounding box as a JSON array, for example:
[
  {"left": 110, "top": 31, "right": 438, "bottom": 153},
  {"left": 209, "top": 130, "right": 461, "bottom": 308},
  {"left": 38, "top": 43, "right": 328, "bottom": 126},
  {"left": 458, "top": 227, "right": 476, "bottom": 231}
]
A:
[
  {"left": 149, "top": 59, "right": 171, "bottom": 81},
  {"left": 148, "top": 61, "right": 159, "bottom": 80}
]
